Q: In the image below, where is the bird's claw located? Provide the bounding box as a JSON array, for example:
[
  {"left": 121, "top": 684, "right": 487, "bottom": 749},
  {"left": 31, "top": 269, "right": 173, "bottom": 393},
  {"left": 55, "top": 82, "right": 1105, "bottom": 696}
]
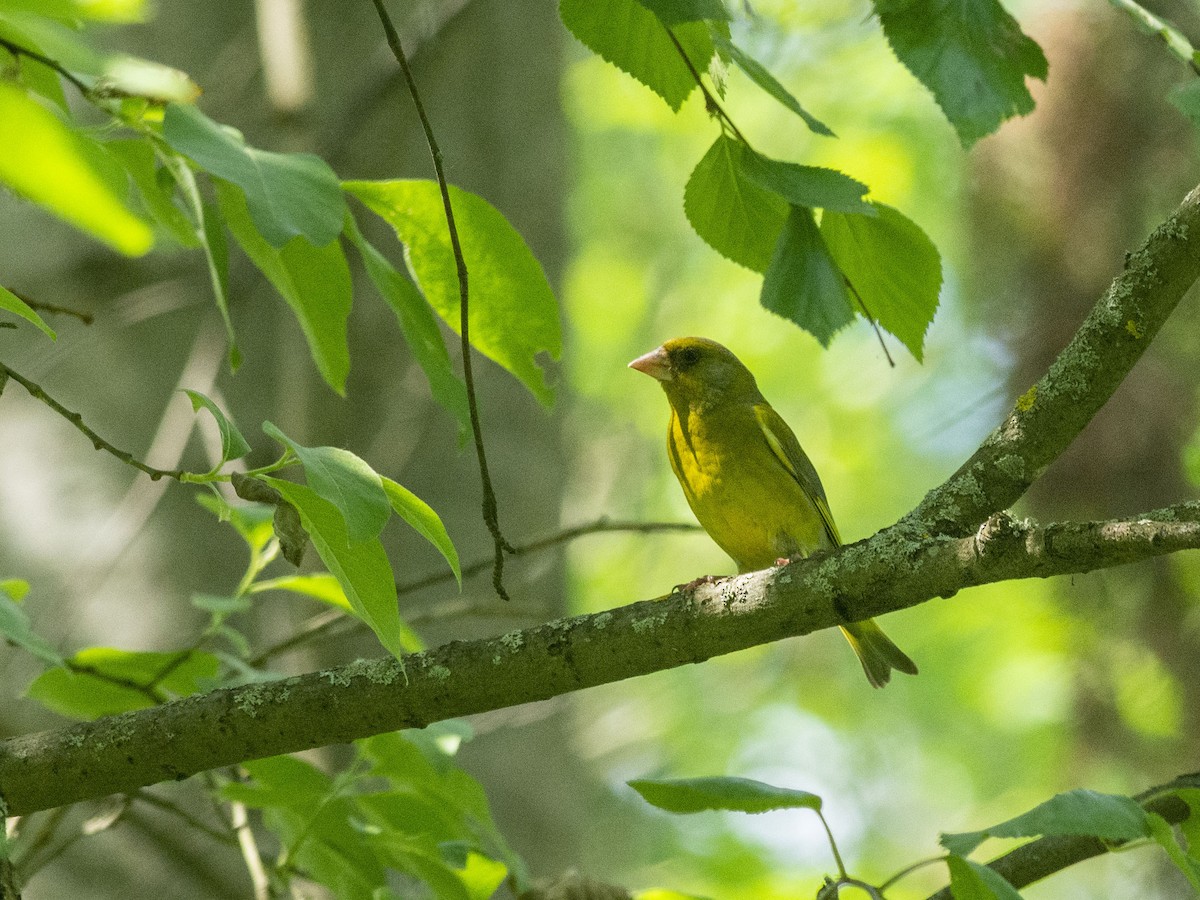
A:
[{"left": 674, "top": 574, "right": 722, "bottom": 592}]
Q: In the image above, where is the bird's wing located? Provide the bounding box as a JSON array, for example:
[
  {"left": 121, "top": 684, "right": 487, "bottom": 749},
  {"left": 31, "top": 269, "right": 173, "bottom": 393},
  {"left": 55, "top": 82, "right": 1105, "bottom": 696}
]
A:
[{"left": 753, "top": 402, "right": 842, "bottom": 547}]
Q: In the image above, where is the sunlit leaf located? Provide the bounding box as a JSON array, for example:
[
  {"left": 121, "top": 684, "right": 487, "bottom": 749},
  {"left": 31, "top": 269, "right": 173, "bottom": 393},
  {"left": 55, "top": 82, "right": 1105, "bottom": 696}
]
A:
[
  {"left": 263, "top": 422, "right": 391, "bottom": 544},
  {"left": 821, "top": 202, "right": 942, "bottom": 361},
  {"left": 941, "top": 789, "right": 1151, "bottom": 857},
  {"left": 382, "top": 477, "right": 461, "bottom": 586},
  {"left": 343, "top": 211, "right": 470, "bottom": 433},
  {"left": 0, "top": 283, "right": 55, "bottom": 339},
  {"left": 629, "top": 776, "right": 822, "bottom": 814},
  {"left": 0, "top": 0, "right": 147, "bottom": 22},
  {"left": 184, "top": 389, "right": 251, "bottom": 470},
  {"left": 946, "top": 855, "right": 1024, "bottom": 900},
  {"left": 345, "top": 179, "right": 561, "bottom": 406},
  {"left": 261, "top": 478, "right": 411, "bottom": 659},
  {"left": 99, "top": 57, "right": 201, "bottom": 103},
  {"left": 0, "top": 10, "right": 105, "bottom": 74},
  {"left": 163, "top": 102, "right": 345, "bottom": 247},
  {"left": 559, "top": 0, "right": 714, "bottom": 111},
  {"left": 27, "top": 648, "right": 219, "bottom": 719},
  {"left": 873, "top": 0, "right": 1047, "bottom": 146},
  {"left": 684, "top": 134, "right": 787, "bottom": 273},
  {"left": 217, "top": 181, "right": 351, "bottom": 394},
  {"left": 761, "top": 205, "right": 854, "bottom": 346},
  {"left": 634, "top": 0, "right": 729, "bottom": 24},
  {"left": 252, "top": 572, "right": 350, "bottom": 611},
  {"left": 0, "top": 83, "right": 152, "bottom": 255},
  {"left": 713, "top": 34, "right": 833, "bottom": 136}
]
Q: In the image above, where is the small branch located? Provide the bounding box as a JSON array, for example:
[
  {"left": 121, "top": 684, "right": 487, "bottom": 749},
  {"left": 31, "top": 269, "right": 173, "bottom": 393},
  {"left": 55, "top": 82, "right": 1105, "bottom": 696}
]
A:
[
  {"left": 3, "top": 292, "right": 92, "bottom": 325},
  {"left": 0, "top": 363, "right": 186, "bottom": 482},
  {"left": 248, "top": 518, "right": 700, "bottom": 666},
  {"left": 0, "top": 36, "right": 92, "bottom": 98},
  {"left": 925, "top": 772, "right": 1200, "bottom": 899},
  {"left": 367, "top": 0, "right": 515, "bottom": 600},
  {"left": 664, "top": 28, "right": 748, "bottom": 143},
  {"left": 130, "top": 790, "right": 236, "bottom": 848}
]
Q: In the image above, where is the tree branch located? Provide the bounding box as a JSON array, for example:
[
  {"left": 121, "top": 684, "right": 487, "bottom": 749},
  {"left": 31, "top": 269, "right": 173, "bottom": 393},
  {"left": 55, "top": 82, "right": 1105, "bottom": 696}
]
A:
[
  {"left": 2, "top": 184, "right": 1200, "bottom": 819},
  {"left": 2, "top": 504, "right": 1199, "bottom": 816}
]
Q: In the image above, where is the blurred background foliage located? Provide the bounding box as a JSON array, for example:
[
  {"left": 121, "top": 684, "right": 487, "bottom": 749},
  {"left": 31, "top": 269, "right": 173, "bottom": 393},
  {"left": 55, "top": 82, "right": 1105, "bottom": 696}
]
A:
[{"left": 2, "top": 0, "right": 1200, "bottom": 897}]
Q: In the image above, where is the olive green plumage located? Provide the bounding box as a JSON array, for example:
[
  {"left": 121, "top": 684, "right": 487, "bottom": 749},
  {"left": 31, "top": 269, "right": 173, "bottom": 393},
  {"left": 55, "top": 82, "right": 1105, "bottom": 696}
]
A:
[{"left": 630, "top": 336, "right": 917, "bottom": 688}]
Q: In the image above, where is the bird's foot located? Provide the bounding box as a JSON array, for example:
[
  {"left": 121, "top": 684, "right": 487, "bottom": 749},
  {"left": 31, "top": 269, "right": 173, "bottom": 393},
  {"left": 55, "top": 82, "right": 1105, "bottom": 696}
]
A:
[{"left": 674, "top": 574, "right": 723, "bottom": 592}]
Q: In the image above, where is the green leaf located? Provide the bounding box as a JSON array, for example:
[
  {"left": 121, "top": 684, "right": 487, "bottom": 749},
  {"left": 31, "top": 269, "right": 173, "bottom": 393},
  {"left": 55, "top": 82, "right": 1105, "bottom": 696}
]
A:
[
  {"left": 1168, "top": 80, "right": 1200, "bottom": 128},
  {"left": 941, "top": 789, "right": 1151, "bottom": 857},
  {"left": 761, "top": 205, "right": 854, "bottom": 345},
  {"left": 27, "top": 648, "right": 219, "bottom": 720},
  {"left": 98, "top": 56, "right": 200, "bottom": 104},
  {"left": 0, "top": 585, "right": 63, "bottom": 666},
  {"left": 0, "top": 83, "right": 153, "bottom": 255},
  {"left": 634, "top": 0, "right": 729, "bottom": 24},
  {"left": 162, "top": 103, "right": 345, "bottom": 247},
  {"left": 628, "top": 776, "right": 822, "bottom": 815},
  {"left": 251, "top": 572, "right": 350, "bottom": 611},
  {"left": 1176, "top": 788, "right": 1200, "bottom": 858},
  {"left": 261, "top": 478, "right": 411, "bottom": 659},
  {"left": 633, "top": 891, "right": 713, "bottom": 900},
  {"left": 0, "top": 0, "right": 147, "bottom": 22},
  {"left": 946, "top": 855, "right": 1025, "bottom": 900},
  {"left": 382, "top": 477, "right": 461, "bottom": 586},
  {"left": 559, "top": 0, "right": 714, "bottom": 111},
  {"left": 195, "top": 493, "right": 275, "bottom": 551},
  {"left": 873, "top": 0, "right": 1048, "bottom": 146},
  {"left": 713, "top": 35, "right": 833, "bottom": 136},
  {"left": 1148, "top": 811, "right": 1200, "bottom": 892},
  {"left": 13, "top": 50, "right": 68, "bottom": 112},
  {"left": 184, "top": 389, "right": 251, "bottom": 469},
  {"left": 102, "top": 138, "right": 200, "bottom": 247},
  {"left": 0, "top": 11, "right": 104, "bottom": 75},
  {"left": 217, "top": 180, "right": 351, "bottom": 394},
  {"left": 344, "top": 180, "right": 561, "bottom": 406},
  {"left": 343, "top": 211, "right": 470, "bottom": 433},
  {"left": 263, "top": 422, "right": 391, "bottom": 544},
  {"left": 198, "top": 192, "right": 240, "bottom": 370},
  {"left": 820, "top": 202, "right": 942, "bottom": 361},
  {"left": 684, "top": 134, "right": 788, "bottom": 272},
  {"left": 0, "top": 283, "right": 55, "bottom": 339},
  {"left": 736, "top": 151, "right": 872, "bottom": 215}
]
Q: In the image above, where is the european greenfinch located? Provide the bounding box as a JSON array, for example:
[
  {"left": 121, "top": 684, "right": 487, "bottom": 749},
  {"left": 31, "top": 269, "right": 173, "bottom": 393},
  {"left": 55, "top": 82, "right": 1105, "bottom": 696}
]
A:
[{"left": 630, "top": 336, "right": 917, "bottom": 688}]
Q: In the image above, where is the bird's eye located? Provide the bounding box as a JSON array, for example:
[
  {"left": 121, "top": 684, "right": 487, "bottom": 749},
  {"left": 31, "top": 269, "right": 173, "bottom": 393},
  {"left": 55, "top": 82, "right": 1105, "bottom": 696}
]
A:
[{"left": 676, "top": 347, "right": 701, "bottom": 369}]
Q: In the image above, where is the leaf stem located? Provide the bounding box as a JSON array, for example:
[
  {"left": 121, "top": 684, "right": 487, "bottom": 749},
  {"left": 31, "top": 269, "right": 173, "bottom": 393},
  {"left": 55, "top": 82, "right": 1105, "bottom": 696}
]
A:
[
  {"left": 0, "top": 36, "right": 93, "bottom": 98},
  {"left": 843, "top": 274, "right": 895, "bottom": 367},
  {"left": 664, "top": 27, "right": 749, "bottom": 144},
  {"left": 367, "top": 0, "right": 515, "bottom": 600}
]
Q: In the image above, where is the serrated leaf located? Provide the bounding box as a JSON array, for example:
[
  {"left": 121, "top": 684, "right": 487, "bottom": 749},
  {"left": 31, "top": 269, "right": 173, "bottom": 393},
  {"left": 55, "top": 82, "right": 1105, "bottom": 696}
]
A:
[
  {"left": 560, "top": 0, "right": 714, "bottom": 111},
  {"left": 217, "top": 180, "right": 351, "bottom": 394},
  {"left": 162, "top": 103, "right": 344, "bottom": 247},
  {"left": 0, "top": 83, "right": 152, "bottom": 255},
  {"left": 946, "top": 855, "right": 1024, "bottom": 900},
  {"left": 874, "top": 0, "right": 1047, "bottom": 146},
  {"left": 0, "top": 283, "right": 55, "bottom": 339},
  {"left": 714, "top": 35, "right": 833, "bottom": 136},
  {"left": 261, "top": 478, "right": 412, "bottom": 659},
  {"left": 382, "top": 477, "right": 460, "bottom": 586},
  {"left": 761, "top": 205, "right": 854, "bottom": 345},
  {"left": 629, "top": 776, "right": 822, "bottom": 815},
  {"left": 736, "top": 150, "right": 872, "bottom": 214},
  {"left": 263, "top": 422, "right": 390, "bottom": 544},
  {"left": 684, "top": 134, "right": 787, "bottom": 272},
  {"left": 184, "top": 389, "right": 251, "bottom": 469},
  {"left": 820, "top": 202, "right": 941, "bottom": 361},
  {"left": 344, "top": 180, "right": 561, "bottom": 406},
  {"left": 0, "top": 587, "right": 63, "bottom": 666},
  {"left": 27, "top": 648, "right": 219, "bottom": 719},
  {"left": 941, "top": 789, "right": 1151, "bottom": 857},
  {"left": 634, "top": 0, "right": 729, "bottom": 24},
  {"left": 343, "top": 211, "right": 470, "bottom": 434}
]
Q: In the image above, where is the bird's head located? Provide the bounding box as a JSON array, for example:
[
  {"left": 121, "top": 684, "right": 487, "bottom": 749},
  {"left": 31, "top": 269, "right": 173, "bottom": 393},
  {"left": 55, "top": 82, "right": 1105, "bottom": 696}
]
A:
[{"left": 628, "top": 337, "right": 759, "bottom": 407}]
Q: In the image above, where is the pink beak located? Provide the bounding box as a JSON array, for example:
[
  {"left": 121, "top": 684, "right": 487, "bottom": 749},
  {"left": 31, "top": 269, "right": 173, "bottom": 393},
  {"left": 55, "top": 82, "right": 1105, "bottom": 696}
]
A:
[{"left": 628, "top": 346, "right": 673, "bottom": 381}]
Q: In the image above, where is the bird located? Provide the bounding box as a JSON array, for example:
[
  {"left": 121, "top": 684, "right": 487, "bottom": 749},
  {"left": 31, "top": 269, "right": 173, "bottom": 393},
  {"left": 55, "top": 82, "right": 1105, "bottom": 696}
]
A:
[{"left": 629, "top": 336, "right": 917, "bottom": 688}]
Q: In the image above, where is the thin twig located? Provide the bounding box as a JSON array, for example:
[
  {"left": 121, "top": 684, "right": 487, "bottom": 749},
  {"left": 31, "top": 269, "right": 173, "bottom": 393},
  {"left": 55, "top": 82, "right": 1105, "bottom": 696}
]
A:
[
  {"left": 0, "top": 36, "right": 92, "bottom": 97},
  {"left": 248, "top": 518, "right": 701, "bottom": 666},
  {"left": 367, "top": 0, "right": 515, "bottom": 600},
  {"left": 3, "top": 291, "right": 93, "bottom": 325},
  {"left": 664, "top": 28, "right": 748, "bottom": 143},
  {"left": 0, "top": 363, "right": 186, "bottom": 482},
  {"left": 130, "top": 790, "right": 237, "bottom": 847},
  {"left": 843, "top": 275, "right": 895, "bottom": 367}
]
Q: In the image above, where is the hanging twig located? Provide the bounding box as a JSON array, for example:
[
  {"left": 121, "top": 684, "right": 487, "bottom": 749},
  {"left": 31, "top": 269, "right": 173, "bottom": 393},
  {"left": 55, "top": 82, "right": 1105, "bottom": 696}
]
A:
[{"left": 367, "top": 0, "right": 515, "bottom": 600}]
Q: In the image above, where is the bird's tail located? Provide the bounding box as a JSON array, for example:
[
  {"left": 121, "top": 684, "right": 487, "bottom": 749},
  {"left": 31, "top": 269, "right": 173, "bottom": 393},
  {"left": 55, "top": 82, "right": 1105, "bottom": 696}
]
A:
[{"left": 840, "top": 619, "right": 918, "bottom": 689}]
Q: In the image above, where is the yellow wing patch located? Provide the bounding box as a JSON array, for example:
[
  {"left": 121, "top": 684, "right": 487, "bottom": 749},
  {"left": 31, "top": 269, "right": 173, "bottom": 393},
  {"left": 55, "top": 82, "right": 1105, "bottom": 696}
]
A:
[{"left": 753, "top": 404, "right": 842, "bottom": 547}]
